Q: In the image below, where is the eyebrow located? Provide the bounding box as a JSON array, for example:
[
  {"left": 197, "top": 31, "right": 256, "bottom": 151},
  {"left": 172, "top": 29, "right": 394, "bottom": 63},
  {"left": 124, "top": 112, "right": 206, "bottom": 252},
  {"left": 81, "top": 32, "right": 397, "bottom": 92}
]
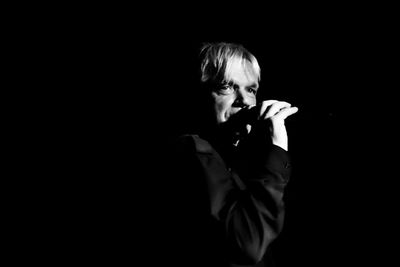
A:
[
  {"left": 223, "top": 80, "right": 259, "bottom": 89},
  {"left": 248, "top": 82, "right": 259, "bottom": 89}
]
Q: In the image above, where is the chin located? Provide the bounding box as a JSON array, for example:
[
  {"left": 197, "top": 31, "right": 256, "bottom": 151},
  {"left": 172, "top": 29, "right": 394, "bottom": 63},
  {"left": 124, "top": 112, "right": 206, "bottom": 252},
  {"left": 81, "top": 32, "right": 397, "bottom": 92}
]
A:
[
  {"left": 221, "top": 115, "right": 230, "bottom": 124},
  {"left": 216, "top": 120, "right": 225, "bottom": 125},
  {"left": 215, "top": 111, "right": 231, "bottom": 124}
]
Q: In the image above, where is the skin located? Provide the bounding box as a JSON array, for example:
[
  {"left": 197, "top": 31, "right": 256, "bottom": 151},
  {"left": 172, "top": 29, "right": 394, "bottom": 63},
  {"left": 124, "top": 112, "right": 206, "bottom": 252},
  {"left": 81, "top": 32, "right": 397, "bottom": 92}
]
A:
[{"left": 210, "top": 57, "right": 298, "bottom": 151}]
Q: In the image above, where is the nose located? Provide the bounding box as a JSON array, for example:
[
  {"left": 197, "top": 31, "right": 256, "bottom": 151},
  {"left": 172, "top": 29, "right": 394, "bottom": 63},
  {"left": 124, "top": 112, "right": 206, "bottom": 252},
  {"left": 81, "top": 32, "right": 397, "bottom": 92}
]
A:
[{"left": 233, "top": 88, "right": 252, "bottom": 108}]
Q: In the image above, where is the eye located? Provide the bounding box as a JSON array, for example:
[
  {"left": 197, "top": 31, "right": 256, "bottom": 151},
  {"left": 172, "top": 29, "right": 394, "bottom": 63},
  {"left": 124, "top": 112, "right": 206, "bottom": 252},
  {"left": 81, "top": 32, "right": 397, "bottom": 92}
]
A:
[
  {"left": 217, "top": 84, "right": 235, "bottom": 95},
  {"left": 248, "top": 88, "right": 257, "bottom": 95}
]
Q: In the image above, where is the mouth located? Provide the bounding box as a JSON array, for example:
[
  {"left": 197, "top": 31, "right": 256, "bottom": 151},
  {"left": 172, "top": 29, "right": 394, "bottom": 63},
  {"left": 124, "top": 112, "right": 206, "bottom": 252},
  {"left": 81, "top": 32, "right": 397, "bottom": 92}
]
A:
[
  {"left": 228, "top": 108, "right": 243, "bottom": 118},
  {"left": 223, "top": 106, "right": 256, "bottom": 125},
  {"left": 223, "top": 109, "right": 243, "bottom": 126}
]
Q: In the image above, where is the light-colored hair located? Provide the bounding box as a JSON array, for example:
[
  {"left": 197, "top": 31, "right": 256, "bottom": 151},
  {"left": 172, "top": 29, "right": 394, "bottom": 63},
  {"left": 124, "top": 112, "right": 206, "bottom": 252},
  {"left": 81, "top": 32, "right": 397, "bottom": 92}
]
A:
[{"left": 199, "top": 42, "right": 261, "bottom": 85}]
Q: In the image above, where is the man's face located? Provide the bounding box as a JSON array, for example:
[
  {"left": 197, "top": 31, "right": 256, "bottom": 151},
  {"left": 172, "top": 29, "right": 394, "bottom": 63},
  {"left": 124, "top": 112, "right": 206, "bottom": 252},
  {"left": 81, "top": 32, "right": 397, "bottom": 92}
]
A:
[{"left": 210, "top": 58, "right": 259, "bottom": 125}]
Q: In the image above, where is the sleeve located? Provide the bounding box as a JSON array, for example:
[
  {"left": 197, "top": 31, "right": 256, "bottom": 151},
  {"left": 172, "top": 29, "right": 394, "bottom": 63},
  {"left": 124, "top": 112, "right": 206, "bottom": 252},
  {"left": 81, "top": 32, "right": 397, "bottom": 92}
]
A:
[
  {"left": 188, "top": 135, "right": 292, "bottom": 265},
  {"left": 224, "top": 145, "right": 291, "bottom": 265}
]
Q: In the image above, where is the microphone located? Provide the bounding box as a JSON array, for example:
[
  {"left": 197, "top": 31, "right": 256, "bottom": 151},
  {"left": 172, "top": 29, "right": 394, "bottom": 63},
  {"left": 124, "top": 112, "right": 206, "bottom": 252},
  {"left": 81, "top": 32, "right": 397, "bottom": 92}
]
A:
[
  {"left": 220, "top": 105, "right": 261, "bottom": 146},
  {"left": 229, "top": 105, "right": 260, "bottom": 128},
  {"left": 224, "top": 102, "right": 334, "bottom": 148},
  {"left": 234, "top": 103, "right": 331, "bottom": 124}
]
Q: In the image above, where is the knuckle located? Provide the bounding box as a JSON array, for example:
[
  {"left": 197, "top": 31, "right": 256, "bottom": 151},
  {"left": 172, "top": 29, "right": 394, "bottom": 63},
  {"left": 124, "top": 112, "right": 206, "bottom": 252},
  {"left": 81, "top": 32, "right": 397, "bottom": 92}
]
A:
[{"left": 270, "top": 116, "right": 281, "bottom": 123}]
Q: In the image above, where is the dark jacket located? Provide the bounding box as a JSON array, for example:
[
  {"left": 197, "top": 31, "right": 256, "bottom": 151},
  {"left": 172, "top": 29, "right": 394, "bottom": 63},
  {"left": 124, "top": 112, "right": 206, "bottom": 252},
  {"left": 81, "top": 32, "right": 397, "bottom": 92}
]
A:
[{"left": 163, "top": 132, "right": 292, "bottom": 267}]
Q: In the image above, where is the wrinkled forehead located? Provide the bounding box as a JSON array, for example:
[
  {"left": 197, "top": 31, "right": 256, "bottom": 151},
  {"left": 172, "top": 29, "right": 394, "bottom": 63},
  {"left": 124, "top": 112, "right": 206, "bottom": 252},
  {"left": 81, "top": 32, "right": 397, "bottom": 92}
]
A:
[{"left": 224, "top": 56, "right": 260, "bottom": 84}]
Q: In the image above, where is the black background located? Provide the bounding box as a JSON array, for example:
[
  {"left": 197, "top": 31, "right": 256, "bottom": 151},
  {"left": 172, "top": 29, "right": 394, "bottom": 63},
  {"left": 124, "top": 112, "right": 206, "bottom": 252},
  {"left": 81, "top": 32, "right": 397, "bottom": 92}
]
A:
[{"left": 17, "top": 5, "right": 397, "bottom": 266}]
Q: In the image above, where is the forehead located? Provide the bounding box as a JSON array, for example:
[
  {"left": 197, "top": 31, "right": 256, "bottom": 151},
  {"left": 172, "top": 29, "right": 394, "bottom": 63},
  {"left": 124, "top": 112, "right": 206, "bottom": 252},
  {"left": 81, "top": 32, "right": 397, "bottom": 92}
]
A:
[{"left": 224, "top": 57, "right": 259, "bottom": 85}]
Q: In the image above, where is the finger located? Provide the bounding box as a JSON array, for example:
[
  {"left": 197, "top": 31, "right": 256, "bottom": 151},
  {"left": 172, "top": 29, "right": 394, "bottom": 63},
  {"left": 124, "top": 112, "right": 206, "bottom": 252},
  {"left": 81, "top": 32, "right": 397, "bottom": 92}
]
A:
[
  {"left": 263, "top": 101, "right": 291, "bottom": 119},
  {"left": 273, "top": 106, "right": 299, "bottom": 121},
  {"left": 259, "top": 100, "right": 278, "bottom": 118}
]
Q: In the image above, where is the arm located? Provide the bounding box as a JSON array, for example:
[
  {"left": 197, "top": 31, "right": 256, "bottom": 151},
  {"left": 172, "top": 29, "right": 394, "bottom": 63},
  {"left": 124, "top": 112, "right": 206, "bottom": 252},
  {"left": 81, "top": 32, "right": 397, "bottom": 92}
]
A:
[
  {"left": 182, "top": 135, "right": 291, "bottom": 265},
  {"left": 222, "top": 101, "right": 297, "bottom": 264},
  {"left": 222, "top": 144, "right": 291, "bottom": 265}
]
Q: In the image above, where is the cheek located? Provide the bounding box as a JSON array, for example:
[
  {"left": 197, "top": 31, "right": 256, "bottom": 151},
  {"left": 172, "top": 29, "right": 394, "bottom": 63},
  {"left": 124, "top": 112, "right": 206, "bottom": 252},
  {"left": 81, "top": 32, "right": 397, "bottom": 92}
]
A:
[
  {"left": 214, "top": 96, "right": 233, "bottom": 113},
  {"left": 211, "top": 94, "right": 234, "bottom": 123},
  {"left": 250, "top": 96, "right": 257, "bottom": 106}
]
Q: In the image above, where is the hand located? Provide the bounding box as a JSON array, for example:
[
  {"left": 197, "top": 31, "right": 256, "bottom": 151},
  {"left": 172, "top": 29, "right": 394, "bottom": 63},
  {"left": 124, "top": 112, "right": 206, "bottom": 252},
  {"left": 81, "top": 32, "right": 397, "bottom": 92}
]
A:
[{"left": 258, "top": 100, "right": 299, "bottom": 151}]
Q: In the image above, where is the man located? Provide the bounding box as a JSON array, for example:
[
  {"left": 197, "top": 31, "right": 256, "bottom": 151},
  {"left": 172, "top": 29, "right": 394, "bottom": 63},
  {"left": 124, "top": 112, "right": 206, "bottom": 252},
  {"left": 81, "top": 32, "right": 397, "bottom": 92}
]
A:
[{"left": 165, "top": 42, "right": 298, "bottom": 267}]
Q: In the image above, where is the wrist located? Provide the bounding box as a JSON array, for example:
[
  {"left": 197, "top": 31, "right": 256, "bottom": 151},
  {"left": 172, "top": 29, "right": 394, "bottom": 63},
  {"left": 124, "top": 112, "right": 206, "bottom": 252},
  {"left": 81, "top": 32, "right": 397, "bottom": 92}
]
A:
[{"left": 272, "top": 140, "right": 288, "bottom": 151}]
